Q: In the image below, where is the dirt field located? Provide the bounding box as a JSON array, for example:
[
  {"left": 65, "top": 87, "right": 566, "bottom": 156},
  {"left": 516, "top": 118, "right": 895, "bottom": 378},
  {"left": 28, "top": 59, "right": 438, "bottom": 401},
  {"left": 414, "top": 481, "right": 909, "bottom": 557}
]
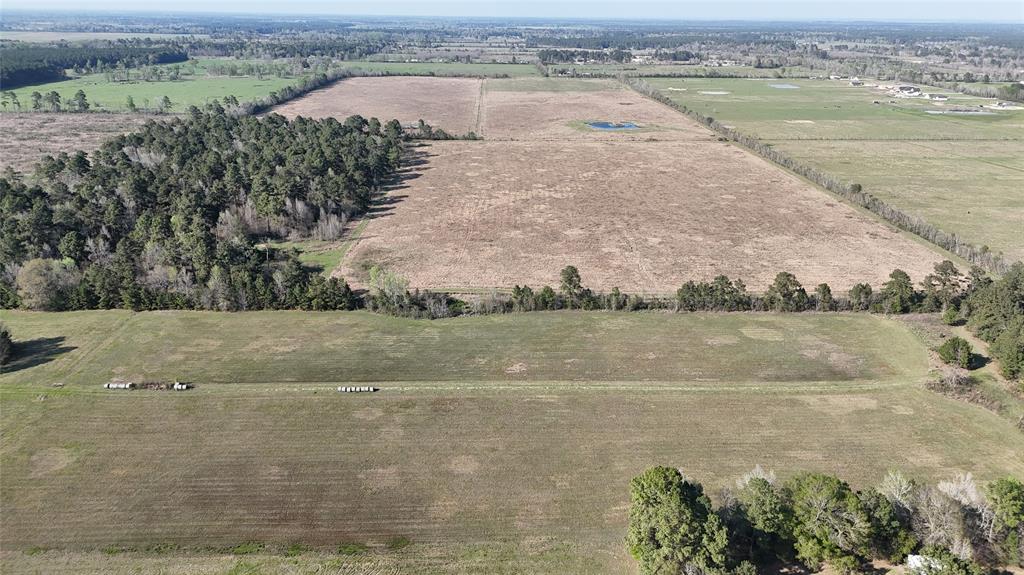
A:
[
  {"left": 0, "top": 113, "right": 154, "bottom": 172},
  {"left": 339, "top": 139, "right": 945, "bottom": 293},
  {"left": 272, "top": 76, "right": 484, "bottom": 135}
]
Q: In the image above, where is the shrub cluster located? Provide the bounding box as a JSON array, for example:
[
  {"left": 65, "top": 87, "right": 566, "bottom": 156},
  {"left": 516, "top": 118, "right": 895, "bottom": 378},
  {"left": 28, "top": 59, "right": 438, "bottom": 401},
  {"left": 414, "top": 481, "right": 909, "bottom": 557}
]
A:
[{"left": 0, "top": 323, "right": 12, "bottom": 366}]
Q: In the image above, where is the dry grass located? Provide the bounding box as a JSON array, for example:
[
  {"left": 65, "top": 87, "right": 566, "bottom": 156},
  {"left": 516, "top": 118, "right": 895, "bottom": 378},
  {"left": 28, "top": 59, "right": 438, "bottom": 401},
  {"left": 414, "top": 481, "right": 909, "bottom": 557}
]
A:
[
  {"left": 272, "top": 76, "right": 484, "bottom": 135},
  {"left": 0, "top": 113, "right": 154, "bottom": 172},
  {"left": 482, "top": 78, "right": 712, "bottom": 141},
  {"left": 339, "top": 139, "right": 945, "bottom": 293}
]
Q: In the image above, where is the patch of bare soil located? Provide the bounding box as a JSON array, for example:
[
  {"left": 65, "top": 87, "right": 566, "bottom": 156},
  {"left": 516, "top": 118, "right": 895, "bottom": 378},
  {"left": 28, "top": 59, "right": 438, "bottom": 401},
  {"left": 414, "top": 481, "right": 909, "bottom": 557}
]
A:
[
  {"left": 337, "top": 139, "right": 944, "bottom": 293},
  {"left": 272, "top": 76, "right": 483, "bottom": 135},
  {"left": 0, "top": 113, "right": 154, "bottom": 172},
  {"left": 29, "top": 448, "right": 76, "bottom": 478}
]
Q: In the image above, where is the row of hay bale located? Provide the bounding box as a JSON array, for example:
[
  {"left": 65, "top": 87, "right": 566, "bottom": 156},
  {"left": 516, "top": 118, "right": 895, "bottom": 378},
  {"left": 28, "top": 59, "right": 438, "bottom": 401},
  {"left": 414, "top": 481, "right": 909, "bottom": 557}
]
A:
[
  {"left": 103, "top": 381, "right": 192, "bottom": 391},
  {"left": 338, "top": 386, "right": 377, "bottom": 393}
]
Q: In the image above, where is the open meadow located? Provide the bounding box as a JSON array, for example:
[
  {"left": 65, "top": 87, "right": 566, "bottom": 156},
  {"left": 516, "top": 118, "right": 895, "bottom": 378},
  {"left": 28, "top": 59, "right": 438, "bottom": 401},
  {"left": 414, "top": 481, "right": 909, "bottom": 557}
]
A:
[
  {"left": 647, "top": 78, "right": 1024, "bottom": 261},
  {"left": 0, "top": 112, "right": 155, "bottom": 172},
  {"left": 319, "top": 76, "right": 950, "bottom": 293},
  {"left": 2, "top": 310, "right": 1022, "bottom": 574}
]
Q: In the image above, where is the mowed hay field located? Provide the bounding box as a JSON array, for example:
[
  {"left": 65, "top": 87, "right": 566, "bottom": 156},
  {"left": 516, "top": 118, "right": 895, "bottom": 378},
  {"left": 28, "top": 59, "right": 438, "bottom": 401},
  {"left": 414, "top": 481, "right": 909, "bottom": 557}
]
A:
[
  {"left": 273, "top": 76, "right": 485, "bottom": 135},
  {"left": 0, "top": 113, "right": 154, "bottom": 172},
  {"left": 2, "top": 311, "right": 1022, "bottom": 574},
  {"left": 648, "top": 78, "right": 1024, "bottom": 261},
  {"left": 329, "top": 76, "right": 950, "bottom": 293}
]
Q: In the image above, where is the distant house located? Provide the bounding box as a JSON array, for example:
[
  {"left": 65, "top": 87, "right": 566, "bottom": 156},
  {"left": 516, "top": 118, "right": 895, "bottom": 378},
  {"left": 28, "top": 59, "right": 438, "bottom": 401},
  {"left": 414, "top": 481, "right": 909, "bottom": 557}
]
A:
[
  {"left": 927, "top": 93, "right": 949, "bottom": 101},
  {"left": 897, "top": 85, "right": 922, "bottom": 96}
]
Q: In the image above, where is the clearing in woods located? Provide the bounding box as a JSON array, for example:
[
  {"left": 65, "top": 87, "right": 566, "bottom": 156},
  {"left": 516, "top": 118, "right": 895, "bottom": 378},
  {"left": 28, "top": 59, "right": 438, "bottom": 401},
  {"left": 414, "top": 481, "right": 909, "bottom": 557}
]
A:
[
  {"left": 1, "top": 310, "right": 1022, "bottom": 573},
  {"left": 8, "top": 59, "right": 306, "bottom": 113},
  {"left": 325, "top": 77, "right": 949, "bottom": 293},
  {"left": 647, "top": 78, "right": 1024, "bottom": 262}
]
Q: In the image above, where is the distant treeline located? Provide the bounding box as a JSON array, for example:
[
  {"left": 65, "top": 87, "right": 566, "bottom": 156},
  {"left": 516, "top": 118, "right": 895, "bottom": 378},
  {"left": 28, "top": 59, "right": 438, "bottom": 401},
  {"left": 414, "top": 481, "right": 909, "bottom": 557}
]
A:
[
  {"left": 537, "top": 48, "right": 634, "bottom": 64},
  {"left": 626, "top": 77, "right": 1012, "bottom": 274},
  {"left": 939, "top": 81, "right": 1024, "bottom": 104},
  {"left": 0, "top": 44, "right": 188, "bottom": 89},
  {"left": 185, "top": 37, "right": 391, "bottom": 61}
]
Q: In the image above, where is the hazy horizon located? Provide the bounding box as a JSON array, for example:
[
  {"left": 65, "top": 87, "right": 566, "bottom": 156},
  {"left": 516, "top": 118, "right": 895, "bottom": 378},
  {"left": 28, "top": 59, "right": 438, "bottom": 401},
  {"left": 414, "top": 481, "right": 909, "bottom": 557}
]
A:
[{"left": 1, "top": 1, "right": 1022, "bottom": 24}]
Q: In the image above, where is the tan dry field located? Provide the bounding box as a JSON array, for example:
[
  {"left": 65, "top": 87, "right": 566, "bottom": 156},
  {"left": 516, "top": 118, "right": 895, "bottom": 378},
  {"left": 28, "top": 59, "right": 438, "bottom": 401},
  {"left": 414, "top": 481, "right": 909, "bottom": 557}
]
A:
[
  {"left": 339, "top": 139, "right": 945, "bottom": 293},
  {"left": 270, "top": 76, "right": 950, "bottom": 293},
  {"left": 482, "top": 78, "right": 714, "bottom": 141},
  {"left": 0, "top": 113, "right": 153, "bottom": 172},
  {"left": 272, "top": 76, "right": 484, "bottom": 135}
]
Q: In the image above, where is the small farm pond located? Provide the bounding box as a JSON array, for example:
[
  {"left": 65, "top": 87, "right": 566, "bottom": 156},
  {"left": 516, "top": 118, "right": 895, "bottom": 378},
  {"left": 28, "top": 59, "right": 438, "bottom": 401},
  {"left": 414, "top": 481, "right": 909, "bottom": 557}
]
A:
[
  {"left": 769, "top": 83, "right": 800, "bottom": 89},
  {"left": 587, "top": 121, "right": 639, "bottom": 130}
]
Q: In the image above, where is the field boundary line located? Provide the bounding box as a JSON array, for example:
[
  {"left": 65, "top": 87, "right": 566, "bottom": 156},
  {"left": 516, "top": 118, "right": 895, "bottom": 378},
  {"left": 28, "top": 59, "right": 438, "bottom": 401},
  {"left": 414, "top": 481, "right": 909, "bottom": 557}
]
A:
[
  {"left": 10, "top": 378, "right": 913, "bottom": 397},
  {"left": 474, "top": 78, "right": 486, "bottom": 136}
]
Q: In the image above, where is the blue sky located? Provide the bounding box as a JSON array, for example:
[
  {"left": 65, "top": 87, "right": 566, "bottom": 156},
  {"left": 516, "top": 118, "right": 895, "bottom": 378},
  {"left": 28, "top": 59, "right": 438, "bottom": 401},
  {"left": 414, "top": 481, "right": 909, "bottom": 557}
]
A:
[{"left": 2, "top": 0, "right": 1022, "bottom": 23}]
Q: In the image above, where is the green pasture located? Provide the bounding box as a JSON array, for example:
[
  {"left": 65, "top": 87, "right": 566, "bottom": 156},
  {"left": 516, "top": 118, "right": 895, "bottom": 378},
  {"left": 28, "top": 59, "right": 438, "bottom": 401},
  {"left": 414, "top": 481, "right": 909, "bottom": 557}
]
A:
[
  {"left": 7, "top": 59, "right": 308, "bottom": 112},
  {"left": 1, "top": 310, "right": 1021, "bottom": 574}
]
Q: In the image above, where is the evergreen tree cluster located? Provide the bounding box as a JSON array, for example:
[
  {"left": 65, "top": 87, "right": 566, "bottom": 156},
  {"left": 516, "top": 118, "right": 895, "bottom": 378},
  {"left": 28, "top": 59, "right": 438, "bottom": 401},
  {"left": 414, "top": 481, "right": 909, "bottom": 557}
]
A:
[
  {"left": 0, "top": 108, "right": 404, "bottom": 312},
  {"left": 628, "top": 466, "right": 1024, "bottom": 575}
]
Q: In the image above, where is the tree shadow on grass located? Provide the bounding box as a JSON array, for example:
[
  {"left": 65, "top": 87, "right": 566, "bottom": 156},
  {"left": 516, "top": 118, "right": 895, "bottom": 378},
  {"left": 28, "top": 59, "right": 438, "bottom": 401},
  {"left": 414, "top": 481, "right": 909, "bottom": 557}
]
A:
[
  {"left": 366, "top": 147, "right": 433, "bottom": 221},
  {"left": 0, "top": 337, "right": 75, "bottom": 375}
]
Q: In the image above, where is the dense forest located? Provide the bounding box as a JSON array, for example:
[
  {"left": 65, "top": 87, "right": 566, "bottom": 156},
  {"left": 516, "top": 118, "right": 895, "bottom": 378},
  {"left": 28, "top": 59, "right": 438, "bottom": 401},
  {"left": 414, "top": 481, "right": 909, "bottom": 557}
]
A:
[
  {"left": 0, "top": 44, "right": 188, "bottom": 88},
  {"left": 628, "top": 466, "right": 1024, "bottom": 575},
  {"left": 0, "top": 108, "right": 404, "bottom": 312}
]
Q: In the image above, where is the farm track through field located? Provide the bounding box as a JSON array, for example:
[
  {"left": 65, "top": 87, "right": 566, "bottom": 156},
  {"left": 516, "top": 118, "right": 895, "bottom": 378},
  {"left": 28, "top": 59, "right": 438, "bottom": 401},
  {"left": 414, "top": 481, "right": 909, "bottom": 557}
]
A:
[{"left": 474, "top": 78, "right": 486, "bottom": 136}]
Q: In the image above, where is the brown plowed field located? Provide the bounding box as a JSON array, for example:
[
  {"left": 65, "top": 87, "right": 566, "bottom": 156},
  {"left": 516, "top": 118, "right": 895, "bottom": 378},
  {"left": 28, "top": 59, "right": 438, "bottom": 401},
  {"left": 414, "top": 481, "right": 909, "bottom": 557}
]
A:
[{"left": 272, "top": 76, "right": 484, "bottom": 135}]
